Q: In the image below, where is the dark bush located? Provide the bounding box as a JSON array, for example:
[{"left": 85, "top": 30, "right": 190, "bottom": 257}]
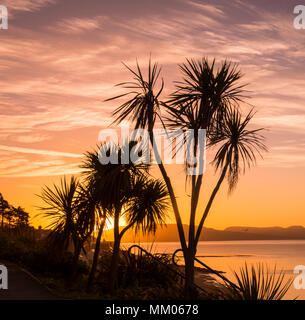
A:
[
  {"left": 94, "top": 247, "right": 184, "bottom": 298},
  {"left": 0, "top": 231, "right": 88, "bottom": 277}
]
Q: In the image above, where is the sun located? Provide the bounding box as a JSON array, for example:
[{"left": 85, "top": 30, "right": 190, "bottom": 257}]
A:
[
  {"left": 104, "top": 218, "right": 114, "bottom": 231},
  {"left": 100, "top": 216, "right": 128, "bottom": 231}
]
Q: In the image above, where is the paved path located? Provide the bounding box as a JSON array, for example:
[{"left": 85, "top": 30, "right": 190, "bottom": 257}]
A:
[{"left": 0, "top": 261, "right": 56, "bottom": 300}]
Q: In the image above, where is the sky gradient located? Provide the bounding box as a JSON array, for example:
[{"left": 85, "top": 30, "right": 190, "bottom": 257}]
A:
[{"left": 0, "top": 0, "right": 304, "bottom": 229}]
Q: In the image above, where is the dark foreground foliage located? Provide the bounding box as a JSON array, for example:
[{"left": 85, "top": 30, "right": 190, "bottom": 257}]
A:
[
  {"left": 0, "top": 231, "right": 187, "bottom": 299},
  {"left": 0, "top": 231, "right": 88, "bottom": 278}
]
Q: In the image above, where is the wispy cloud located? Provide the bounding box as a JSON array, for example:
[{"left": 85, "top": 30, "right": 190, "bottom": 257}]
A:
[
  {"left": 0, "top": 145, "right": 82, "bottom": 158},
  {"left": 2, "top": 0, "right": 56, "bottom": 13},
  {"left": 0, "top": 161, "right": 81, "bottom": 177},
  {"left": 52, "top": 16, "right": 102, "bottom": 34},
  {"left": 0, "top": 0, "right": 304, "bottom": 178}
]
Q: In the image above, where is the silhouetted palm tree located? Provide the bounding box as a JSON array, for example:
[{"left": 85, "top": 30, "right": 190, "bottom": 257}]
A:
[
  {"left": 38, "top": 176, "right": 79, "bottom": 255},
  {"left": 109, "top": 59, "right": 187, "bottom": 275},
  {"left": 109, "top": 58, "right": 266, "bottom": 297},
  {"left": 82, "top": 143, "right": 168, "bottom": 292},
  {"left": 38, "top": 177, "right": 100, "bottom": 280}
]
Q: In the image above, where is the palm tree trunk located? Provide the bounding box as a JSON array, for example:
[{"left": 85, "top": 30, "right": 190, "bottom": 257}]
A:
[
  {"left": 149, "top": 131, "right": 187, "bottom": 252},
  {"left": 184, "top": 250, "right": 196, "bottom": 298},
  {"left": 69, "top": 241, "right": 82, "bottom": 281},
  {"left": 186, "top": 174, "right": 203, "bottom": 297},
  {"left": 87, "top": 219, "right": 106, "bottom": 289},
  {"left": 149, "top": 128, "right": 192, "bottom": 297},
  {"left": 195, "top": 162, "right": 229, "bottom": 247},
  {"left": 108, "top": 208, "right": 121, "bottom": 294}
]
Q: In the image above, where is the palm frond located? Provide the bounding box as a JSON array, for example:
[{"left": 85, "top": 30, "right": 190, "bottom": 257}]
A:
[
  {"left": 125, "top": 176, "right": 169, "bottom": 234},
  {"left": 210, "top": 107, "right": 267, "bottom": 192},
  {"left": 37, "top": 176, "right": 79, "bottom": 251},
  {"left": 166, "top": 58, "right": 247, "bottom": 133},
  {"left": 108, "top": 58, "right": 164, "bottom": 131},
  {"left": 225, "top": 263, "right": 293, "bottom": 300}
]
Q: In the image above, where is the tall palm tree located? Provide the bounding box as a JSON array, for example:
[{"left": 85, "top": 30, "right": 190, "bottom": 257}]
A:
[
  {"left": 166, "top": 60, "right": 265, "bottom": 296},
  {"left": 82, "top": 143, "right": 169, "bottom": 292},
  {"left": 109, "top": 57, "right": 266, "bottom": 296},
  {"left": 108, "top": 59, "right": 187, "bottom": 266}
]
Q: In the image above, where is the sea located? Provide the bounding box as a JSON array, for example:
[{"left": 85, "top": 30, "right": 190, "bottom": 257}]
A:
[{"left": 122, "top": 240, "right": 305, "bottom": 300}]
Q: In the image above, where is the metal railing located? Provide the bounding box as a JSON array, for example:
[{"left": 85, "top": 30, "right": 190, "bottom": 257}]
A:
[
  {"left": 127, "top": 245, "right": 209, "bottom": 295},
  {"left": 172, "top": 249, "right": 240, "bottom": 292}
]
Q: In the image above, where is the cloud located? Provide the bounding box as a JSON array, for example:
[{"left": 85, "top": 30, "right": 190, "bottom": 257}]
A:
[
  {"left": 259, "top": 153, "right": 305, "bottom": 168},
  {"left": 1, "top": 0, "right": 55, "bottom": 13},
  {"left": 253, "top": 115, "right": 305, "bottom": 131},
  {"left": 13, "top": 133, "right": 50, "bottom": 143},
  {"left": 187, "top": 1, "right": 225, "bottom": 17},
  {"left": 0, "top": 161, "right": 81, "bottom": 177},
  {"left": 0, "top": 0, "right": 304, "bottom": 177},
  {"left": 0, "top": 145, "right": 82, "bottom": 158},
  {"left": 52, "top": 16, "right": 102, "bottom": 34}
]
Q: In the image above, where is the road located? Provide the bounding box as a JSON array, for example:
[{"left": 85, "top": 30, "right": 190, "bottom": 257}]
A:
[{"left": 0, "top": 261, "right": 56, "bottom": 300}]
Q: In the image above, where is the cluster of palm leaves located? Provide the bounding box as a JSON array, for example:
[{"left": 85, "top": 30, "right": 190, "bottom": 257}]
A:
[
  {"left": 38, "top": 177, "right": 96, "bottom": 272},
  {"left": 38, "top": 142, "right": 169, "bottom": 290},
  {"left": 82, "top": 142, "right": 169, "bottom": 291}
]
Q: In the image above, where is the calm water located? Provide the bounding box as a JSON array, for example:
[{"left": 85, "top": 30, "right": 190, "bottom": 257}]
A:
[{"left": 122, "top": 240, "right": 305, "bottom": 300}]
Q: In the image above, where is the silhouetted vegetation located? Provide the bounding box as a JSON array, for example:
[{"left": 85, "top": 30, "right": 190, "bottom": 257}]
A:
[
  {"left": 224, "top": 263, "right": 293, "bottom": 300},
  {"left": 0, "top": 193, "right": 29, "bottom": 231},
  {"left": 109, "top": 57, "right": 267, "bottom": 297},
  {"left": 2, "top": 57, "right": 293, "bottom": 301}
]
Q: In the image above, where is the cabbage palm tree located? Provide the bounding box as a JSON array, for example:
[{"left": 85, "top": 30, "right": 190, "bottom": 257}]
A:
[
  {"left": 108, "top": 59, "right": 187, "bottom": 264},
  {"left": 39, "top": 177, "right": 99, "bottom": 280},
  {"left": 109, "top": 58, "right": 266, "bottom": 297},
  {"left": 82, "top": 143, "right": 169, "bottom": 293},
  {"left": 38, "top": 176, "right": 79, "bottom": 255}
]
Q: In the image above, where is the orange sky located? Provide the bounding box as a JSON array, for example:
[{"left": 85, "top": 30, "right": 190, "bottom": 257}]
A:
[{"left": 0, "top": 0, "right": 304, "bottom": 229}]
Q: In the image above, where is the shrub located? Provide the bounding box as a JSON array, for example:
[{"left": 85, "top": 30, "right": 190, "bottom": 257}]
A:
[
  {"left": 0, "top": 231, "right": 88, "bottom": 278},
  {"left": 95, "top": 247, "right": 184, "bottom": 298}
]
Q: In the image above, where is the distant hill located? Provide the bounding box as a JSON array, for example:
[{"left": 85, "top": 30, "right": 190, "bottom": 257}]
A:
[{"left": 102, "top": 224, "right": 305, "bottom": 243}]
